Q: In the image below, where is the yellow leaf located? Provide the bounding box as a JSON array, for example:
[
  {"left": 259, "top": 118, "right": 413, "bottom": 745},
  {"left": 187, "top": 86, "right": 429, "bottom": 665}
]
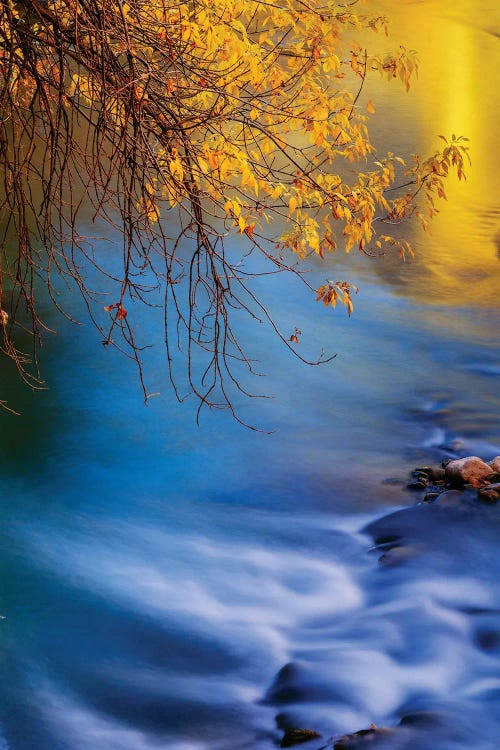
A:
[
  {"left": 366, "top": 100, "right": 376, "bottom": 114},
  {"left": 169, "top": 159, "right": 184, "bottom": 182},
  {"left": 197, "top": 157, "right": 209, "bottom": 174}
]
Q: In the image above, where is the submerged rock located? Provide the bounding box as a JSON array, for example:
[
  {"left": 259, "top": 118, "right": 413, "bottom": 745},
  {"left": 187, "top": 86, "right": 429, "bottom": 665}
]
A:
[
  {"left": 333, "top": 725, "right": 395, "bottom": 749},
  {"left": 263, "top": 662, "right": 343, "bottom": 705},
  {"left": 363, "top": 481, "right": 500, "bottom": 568},
  {"left": 280, "top": 728, "right": 322, "bottom": 747},
  {"left": 378, "top": 544, "right": 419, "bottom": 567}
]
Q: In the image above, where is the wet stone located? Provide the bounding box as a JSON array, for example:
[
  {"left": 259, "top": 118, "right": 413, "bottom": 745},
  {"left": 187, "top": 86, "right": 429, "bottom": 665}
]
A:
[
  {"left": 334, "top": 725, "right": 395, "bottom": 749},
  {"left": 439, "top": 439, "right": 466, "bottom": 455},
  {"left": 413, "top": 466, "right": 433, "bottom": 475},
  {"left": 476, "top": 628, "right": 500, "bottom": 652},
  {"left": 423, "top": 491, "right": 441, "bottom": 502},
  {"left": 379, "top": 545, "right": 419, "bottom": 567},
  {"left": 445, "top": 456, "right": 496, "bottom": 488},
  {"left": 407, "top": 480, "right": 427, "bottom": 490},
  {"left": 478, "top": 484, "right": 500, "bottom": 503},
  {"left": 398, "top": 710, "right": 443, "bottom": 729},
  {"left": 413, "top": 467, "right": 445, "bottom": 483},
  {"left": 264, "top": 662, "right": 342, "bottom": 705},
  {"left": 433, "top": 489, "right": 465, "bottom": 507},
  {"left": 280, "top": 728, "right": 322, "bottom": 747},
  {"left": 429, "top": 467, "right": 446, "bottom": 482},
  {"left": 489, "top": 456, "right": 500, "bottom": 474}
]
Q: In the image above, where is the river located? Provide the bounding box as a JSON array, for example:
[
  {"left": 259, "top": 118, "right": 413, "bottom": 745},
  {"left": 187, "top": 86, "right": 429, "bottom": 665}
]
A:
[{"left": 0, "top": 1, "right": 499, "bottom": 748}]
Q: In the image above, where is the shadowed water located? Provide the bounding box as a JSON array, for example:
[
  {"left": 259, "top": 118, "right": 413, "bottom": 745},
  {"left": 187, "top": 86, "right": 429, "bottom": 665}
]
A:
[{"left": 0, "top": 1, "right": 499, "bottom": 748}]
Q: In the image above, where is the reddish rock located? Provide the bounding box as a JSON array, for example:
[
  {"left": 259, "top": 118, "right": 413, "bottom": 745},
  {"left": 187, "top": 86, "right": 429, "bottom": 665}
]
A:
[
  {"left": 478, "top": 484, "right": 500, "bottom": 503},
  {"left": 489, "top": 456, "right": 500, "bottom": 475},
  {"left": 334, "top": 725, "right": 395, "bottom": 749},
  {"left": 445, "top": 456, "right": 496, "bottom": 488}
]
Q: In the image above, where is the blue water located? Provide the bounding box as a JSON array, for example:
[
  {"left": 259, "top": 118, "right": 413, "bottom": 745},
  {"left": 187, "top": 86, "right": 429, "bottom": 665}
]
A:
[
  {"left": 0, "top": 237, "right": 498, "bottom": 749},
  {"left": 1, "top": 1, "right": 500, "bottom": 747}
]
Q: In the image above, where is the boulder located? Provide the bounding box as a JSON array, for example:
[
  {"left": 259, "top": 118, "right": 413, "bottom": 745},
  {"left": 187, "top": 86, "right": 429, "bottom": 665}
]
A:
[{"left": 444, "top": 456, "right": 495, "bottom": 488}]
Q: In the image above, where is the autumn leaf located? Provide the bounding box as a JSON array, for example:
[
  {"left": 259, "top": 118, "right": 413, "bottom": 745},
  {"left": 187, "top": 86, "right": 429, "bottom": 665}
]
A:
[
  {"left": 243, "top": 224, "right": 255, "bottom": 240},
  {"left": 0, "top": 0, "right": 469, "bottom": 418},
  {"left": 104, "top": 303, "right": 127, "bottom": 320}
]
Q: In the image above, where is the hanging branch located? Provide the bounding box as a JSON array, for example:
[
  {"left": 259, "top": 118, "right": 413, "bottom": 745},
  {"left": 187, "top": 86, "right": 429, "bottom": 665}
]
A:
[{"left": 0, "top": 0, "right": 469, "bottom": 421}]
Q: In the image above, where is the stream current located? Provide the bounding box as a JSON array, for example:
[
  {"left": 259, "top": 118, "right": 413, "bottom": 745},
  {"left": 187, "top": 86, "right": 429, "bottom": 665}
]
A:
[{"left": 0, "top": 1, "right": 499, "bottom": 748}]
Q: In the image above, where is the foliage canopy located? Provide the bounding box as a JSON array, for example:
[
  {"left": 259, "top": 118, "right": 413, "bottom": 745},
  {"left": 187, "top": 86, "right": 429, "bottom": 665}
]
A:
[{"left": 0, "top": 0, "right": 469, "bottom": 421}]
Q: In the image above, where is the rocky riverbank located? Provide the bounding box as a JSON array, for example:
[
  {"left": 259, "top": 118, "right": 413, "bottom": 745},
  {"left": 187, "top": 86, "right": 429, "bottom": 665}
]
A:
[
  {"left": 268, "top": 454, "right": 500, "bottom": 749},
  {"left": 408, "top": 455, "right": 500, "bottom": 502}
]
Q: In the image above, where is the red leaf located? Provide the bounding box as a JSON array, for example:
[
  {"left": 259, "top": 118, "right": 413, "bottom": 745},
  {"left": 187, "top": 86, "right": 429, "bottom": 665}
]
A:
[{"left": 243, "top": 223, "right": 255, "bottom": 240}]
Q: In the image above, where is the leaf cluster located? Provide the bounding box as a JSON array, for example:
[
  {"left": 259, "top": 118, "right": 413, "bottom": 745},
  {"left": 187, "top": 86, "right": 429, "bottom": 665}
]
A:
[{"left": 0, "top": 0, "right": 468, "bottom": 423}]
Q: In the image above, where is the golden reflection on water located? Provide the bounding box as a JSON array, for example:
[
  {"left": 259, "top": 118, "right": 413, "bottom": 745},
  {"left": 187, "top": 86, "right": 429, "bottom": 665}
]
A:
[{"left": 355, "top": 0, "right": 500, "bottom": 308}]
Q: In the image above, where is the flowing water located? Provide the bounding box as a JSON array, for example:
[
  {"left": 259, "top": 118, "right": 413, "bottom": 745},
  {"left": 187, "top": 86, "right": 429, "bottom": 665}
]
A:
[{"left": 0, "top": 2, "right": 499, "bottom": 748}]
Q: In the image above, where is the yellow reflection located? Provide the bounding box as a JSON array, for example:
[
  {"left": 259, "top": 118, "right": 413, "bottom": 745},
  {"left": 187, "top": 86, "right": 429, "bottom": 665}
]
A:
[{"left": 363, "top": 1, "right": 500, "bottom": 307}]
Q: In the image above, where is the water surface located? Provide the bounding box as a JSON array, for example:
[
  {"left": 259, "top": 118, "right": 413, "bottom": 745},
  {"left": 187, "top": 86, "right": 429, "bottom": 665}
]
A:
[{"left": 0, "top": 2, "right": 499, "bottom": 748}]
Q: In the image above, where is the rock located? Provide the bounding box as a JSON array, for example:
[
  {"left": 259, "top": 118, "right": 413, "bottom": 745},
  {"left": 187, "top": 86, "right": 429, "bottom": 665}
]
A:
[
  {"left": 379, "top": 545, "right": 418, "bottom": 566},
  {"left": 444, "top": 456, "right": 496, "bottom": 488},
  {"left": 429, "top": 467, "right": 446, "bottom": 482},
  {"left": 408, "top": 465, "right": 447, "bottom": 499},
  {"left": 280, "top": 728, "right": 321, "bottom": 747},
  {"left": 263, "top": 662, "right": 342, "bottom": 705},
  {"left": 398, "top": 710, "right": 443, "bottom": 729},
  {"left": 478, "top": 484, "right": 500, "bottom": 503},
  {"left": 434, "top": 489, "right": 466, "bottom": 507},
  {"left": 413, "top": 466, "right": 433, "bottom": 475},
  {"left": 423, "top": 491, "right": 441, "bottom": 502},
  {"left": 476, "top": 628, "right": 500, "bottom": 652},
  {"left": 414, "top": 466, "right": 445, "bottom": 482},
  {"left": 489, "top": 456, "right": 500, "bottom": 474},
  {"left": 407, "top": 480, "right": 427, "bottom": 490},
  {"left": 363, "top": 488, "right": 498, "bottom": 557},
  {"left": 439, "top": 439, "right": 465, "bottom": 455},
  {"left": 334, "top": 725, "right": 395, "bottom": 749}
]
